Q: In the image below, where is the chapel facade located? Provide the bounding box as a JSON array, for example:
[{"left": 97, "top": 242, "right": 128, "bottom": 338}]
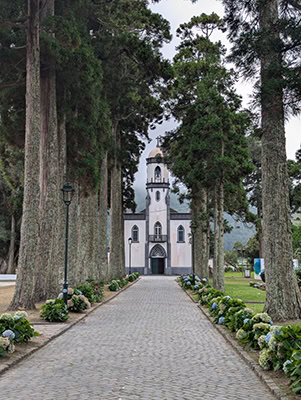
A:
[{"left": 124, "top": 145, "right": 192, "bottom": 275}]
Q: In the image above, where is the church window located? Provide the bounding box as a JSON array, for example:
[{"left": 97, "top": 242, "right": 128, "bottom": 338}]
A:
[
  {"left": 154, "top": 221, "right": 162, "bottom": 236},
  {"left": 177, "top": 225, "right": 185, "bottom": 242},
  {"left": 154, "top": 166, "right": 161, "bottom": 182},
  {"left": 156, "top": 191, "right": 160, "bottom": 201},
  {"left": 132, "top": 225, "right": 139, "bottom": 242}
]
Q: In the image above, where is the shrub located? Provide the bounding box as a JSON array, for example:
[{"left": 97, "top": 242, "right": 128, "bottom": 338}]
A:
[
  {"left": 40, "top": 299, "right": 69, "bottom": 322},
  {"left": 283, "top": 350, "right": 301, "bottom": 394},
  {"left": 236, "top": 312, "right": 272, "bottom": 349},
  {"left": 128, "top": 274, "right": 137, "bottom": 282},
  {"left": 0, "top": 337, "right": 15, "bottom": 357},
  {"left": 75, "top": 285, "right": 96, "bottom": 304},
  {"left": 84, "top": 279, "right": 104, "bottom": 302},
  {"left": 108, "top": 280, "right": 120, "bottom": 291},
  {"left": 68, "top": 294, "right": 90, "bottom": 312},
  {"left": 226, "top": 308, "right": 254, "bottom": 332},
  {"left": 0, "top": 311, "right": 40, "bottom": 343}
]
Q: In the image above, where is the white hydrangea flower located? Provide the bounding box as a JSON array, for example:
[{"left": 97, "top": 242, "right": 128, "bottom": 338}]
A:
[
  {"left": 14, "top": 311, "right": 28, "bottom": 319},
  {"left": 259, "top": 349, "right": 272, "bottom": 370},
  {"left": 0, "top": 313, "right": 13, "bottom": 321}
]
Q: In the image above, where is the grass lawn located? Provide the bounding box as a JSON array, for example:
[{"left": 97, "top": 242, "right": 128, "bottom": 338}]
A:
[{"left": 223, "top": 273, "right": 266, "bottom": 315}]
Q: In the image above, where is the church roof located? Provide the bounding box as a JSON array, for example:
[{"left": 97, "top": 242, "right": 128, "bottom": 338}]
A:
[{"left": 148, "top": 147, "right": 163, "bottom": 158}]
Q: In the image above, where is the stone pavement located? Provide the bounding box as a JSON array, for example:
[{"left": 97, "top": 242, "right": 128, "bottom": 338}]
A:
[{"left": 0, "top": 276, "right": 276, "bottom": 400}]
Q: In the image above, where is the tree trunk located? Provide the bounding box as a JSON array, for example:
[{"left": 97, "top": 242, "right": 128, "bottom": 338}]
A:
[
  {"left": 201, "top": 187, "right": 209, "bottom": 280},
  {"left": 213, "top": 186, "right": 218, "bottom": 288},
  {"left": 45, "top": 112, "right": 67, "bottom": 298},
  {"left": 260, "top": 0, "right": 301, "bottom": 321},
  {"left": 96, "top": 154, "right": 109, "bottom": 281},
  {"left": 10, "top": 0, "right": 40, "bottom": 310},
  {"left": 191, "top": 189, "right": 207, "bottom": 279},
  {"left": 33, "top": 0, "right": 59, "bottom": 302},
  {"left": 216, "top": 143, "right": 225, "bottom": 292},
  {"left": 109, "top": 123, "right": 125, "bottom": 278},
  {"left": 7, "top": 214, "right": 16, "bottom": 274}
]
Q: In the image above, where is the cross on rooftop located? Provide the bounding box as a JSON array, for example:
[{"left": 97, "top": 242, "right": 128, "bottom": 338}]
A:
[{"left": 156, "top": 135, "right": 162, "bottom": 147}]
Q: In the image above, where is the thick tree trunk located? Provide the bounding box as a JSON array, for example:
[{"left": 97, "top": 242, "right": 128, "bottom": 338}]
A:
[
  {"left": 10, "top": 0, "right": 40, "bottom": 310},
  {"left": 109, "top": 124, "right": 125, "bottom": 278},
  {"left": 7, "top": 214, "right": 16, "bottom": 274},
  {"left": 201, "top": 188, "right": 209, "bottom": 280},
  {"left": 217, "top": 147, "right": 225, "bottom": 292},
  {"left": 213, "top": 186, "right": 218, "bottom": 288},
  {"left": 96, "top": 154, "right": 109, "bottom": 281},
  {"left": 33, "top": 0, "right": 59, "bottom": 302},
  {"left": 67, "top": 185, "right": 79, "bottom": 288},
  {"left": 45, "top": 113, "right": 67, "bottom": 298},
  {"left": 191, "top": 188, "right": 207, "bottom": 279},
  {"left": 260, "top": 1, "right": 301, "bottom": 321}
]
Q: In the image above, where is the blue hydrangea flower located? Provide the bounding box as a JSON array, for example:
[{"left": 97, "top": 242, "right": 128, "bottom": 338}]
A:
[
  {"left": 184, "top": 277, "right": 189, "bottom": 282},
  {"left": 186, "top": 281, "right": 191, "bottom": 286},
  {"left": 195, "top": 276, "right": 201, "bottom": 282},
  {"left": 265, "top": 333, "right": 272, "bottom": 343},
  {"left": 218, "top": 317, "right": 225, "bottom": 325},
  {"left": 2, "top": 330, "right": 15, "bottom": 340},
  {"left": 194, "top": 284, "right": 199, "bottom": 290},
  {"left": 212, "top": 302, "right": 217, "bottom": 310},
  {"left": 243, "top": 318, "right": 250, "bottom": 324}
]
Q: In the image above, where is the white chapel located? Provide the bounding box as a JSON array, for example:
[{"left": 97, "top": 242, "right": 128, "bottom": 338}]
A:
[{"left": 124, "top": 143, "right": 192, "bottom": 275}]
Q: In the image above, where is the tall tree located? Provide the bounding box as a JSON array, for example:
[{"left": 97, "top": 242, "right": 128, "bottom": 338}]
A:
[
  {"left": 222, "top": 0, "right": 301, "bottom": 321},
  {"left": 163, "top": 13, "right": 252, "bottom": 288},
  {"left": 10, "top": 0, "right": 40, "bottom": 309}
]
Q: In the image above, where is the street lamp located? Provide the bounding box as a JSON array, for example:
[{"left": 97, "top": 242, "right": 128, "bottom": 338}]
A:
[
  {"left": 128, "top": 237, "right": 132, "bottom": 275},
  {"left": 61, "top": 182, "right": 75, "bottom": 305},
  {"left": 190, "top": 223, "right": 196, "bottom": 285}
]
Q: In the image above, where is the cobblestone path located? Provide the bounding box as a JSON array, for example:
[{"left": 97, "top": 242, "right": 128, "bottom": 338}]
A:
[{"left": 0, "top": 276, "right": 275, "bottom": 400}]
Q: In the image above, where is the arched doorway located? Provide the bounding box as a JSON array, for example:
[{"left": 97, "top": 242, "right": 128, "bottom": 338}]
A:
[{"left": 150, "top": 244, "right": 166, "bottom": 275}]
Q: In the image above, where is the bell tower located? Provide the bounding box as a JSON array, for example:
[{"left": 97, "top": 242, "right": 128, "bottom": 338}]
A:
[{"left": 145, "top": 139, "right": 171, "bottom": 275}]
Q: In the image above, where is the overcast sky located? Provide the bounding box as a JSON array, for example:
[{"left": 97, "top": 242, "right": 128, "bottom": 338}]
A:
[{"left": 134, "top": 0, "right": 300, "bottom": 191}]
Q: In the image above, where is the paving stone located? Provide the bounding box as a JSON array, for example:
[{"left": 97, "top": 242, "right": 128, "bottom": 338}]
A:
[{"left": 0, "top": 276, "right": 276, "bottom": 399}]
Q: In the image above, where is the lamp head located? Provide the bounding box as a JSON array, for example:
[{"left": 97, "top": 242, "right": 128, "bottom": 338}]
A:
[{"left": 61, "top": 183, "right": 75, "bottom": 205}]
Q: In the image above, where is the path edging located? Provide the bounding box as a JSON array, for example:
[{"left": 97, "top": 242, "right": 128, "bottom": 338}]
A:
[{"left": 0, "top": 277, "right": 141, "bottom": 377}]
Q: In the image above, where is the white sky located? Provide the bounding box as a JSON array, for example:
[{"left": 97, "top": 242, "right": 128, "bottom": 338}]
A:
[{"left": 134, "top": 0, "right": 300, "bottom": 191}]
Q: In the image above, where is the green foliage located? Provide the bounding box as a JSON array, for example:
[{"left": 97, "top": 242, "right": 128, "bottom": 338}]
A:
[
  {"left": 85, "top": 279, "right": 104, "bottom": 302},
  {"left": 68, "top": 294, "right": 90, "bottom": 313},
  {"left": 108, "top": 280, "right": 120, "bottom": 291},
  {"left": 162, "top": 13, "right": 253, "bottom": 227},
  {"left": 75, "top": 285, "right": 96, "bottom": 304},
  {"left": 222, "top": 0, "right": 301, "bottom": 115},
  {"left": 40, "top": 299, "right": 69, "bottom": 322},
  {"left": 0, "top": 311, "right": 39, "bottom": 344},
  {"left": 284, "top": 349, "right": 301, "bottom": 394}
]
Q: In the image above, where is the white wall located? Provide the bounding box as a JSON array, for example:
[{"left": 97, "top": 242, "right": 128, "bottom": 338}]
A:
[
  {"left": 148, "top": 189, "right": 168, "bottom": 235},
  {"left": 170, "top": 220, "right": 191, "bottom": 268},
  {"left": 124, "top": 220, "right": 145, "bottom": 267}
]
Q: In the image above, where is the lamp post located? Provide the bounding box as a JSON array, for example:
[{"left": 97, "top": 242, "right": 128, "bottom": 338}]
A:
[
  {"left": 191, "top": 223, "right": 196, "bottom": 285},
  {"left": 61, "top": 182, "right": 75, "bottom": 305},
  {"left": 128, "top": 237, "right": 132, "bottom": 275}
]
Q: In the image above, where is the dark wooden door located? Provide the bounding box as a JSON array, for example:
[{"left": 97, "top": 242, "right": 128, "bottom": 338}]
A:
[
  {"left": 151, "top": 258, "right": 159, "bottom": 274},
  {"left": 158, "top": 258, "right": 164, "bottom": 274}
]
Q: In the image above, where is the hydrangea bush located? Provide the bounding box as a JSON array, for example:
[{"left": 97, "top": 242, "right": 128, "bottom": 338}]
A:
[
  {"left": 0, "top": 311, "right": 40, "bottom": 343},
  {"left": 40, "top": 299, "right": 69, "bottom": 322},
  {"left": 68, "top": 294, "right": 91, "bottom": 312}
]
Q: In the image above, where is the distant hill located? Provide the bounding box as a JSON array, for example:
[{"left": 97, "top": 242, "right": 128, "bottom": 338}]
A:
[{"left": 134, "top": 187, "right": 255, "bottom": 251}]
